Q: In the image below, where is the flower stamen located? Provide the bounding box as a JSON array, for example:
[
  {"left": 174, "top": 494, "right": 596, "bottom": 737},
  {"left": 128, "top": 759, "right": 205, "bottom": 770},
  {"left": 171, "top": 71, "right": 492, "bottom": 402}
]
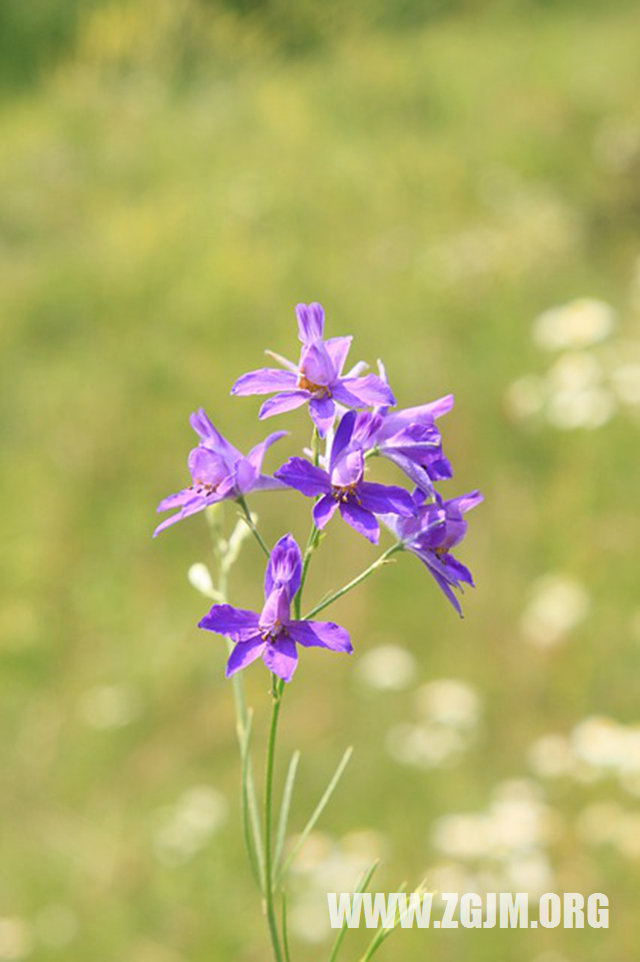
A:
[
  {"left": 190, "top": 479, "right": 219, "bottom": 496},
  {"left": 331, "top": 483, "right": 360, "bottom": 504},
  {"left": 296, "top": 371, "right": 331, "bottom": 397}
]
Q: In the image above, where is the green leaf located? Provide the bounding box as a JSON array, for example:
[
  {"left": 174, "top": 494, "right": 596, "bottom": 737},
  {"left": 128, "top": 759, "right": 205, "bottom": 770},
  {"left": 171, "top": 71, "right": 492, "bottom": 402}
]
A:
[
  {"left": 274, "top": 749, "right": 301, "bottom": 876},
  {"left": 278, "top": 746, "right": 353, "bottom": 883},
  {"left": 281, "top": 889, "right": 292, "bottom": 962},
  {"left": 358, "top": 880, "right": 428, "bottom": 962},
  {"left": 238, "top": 706, "right": 265, "bottom": 891},
  {"left": 328, "top": 859, "right": 380, "bottom": 962}
]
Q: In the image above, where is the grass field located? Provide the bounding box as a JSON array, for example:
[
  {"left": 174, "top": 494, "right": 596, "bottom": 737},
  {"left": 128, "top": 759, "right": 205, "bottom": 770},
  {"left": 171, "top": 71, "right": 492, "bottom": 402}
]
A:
[{"left": 2, "top": 2, "right": 640, "bottom": 959}]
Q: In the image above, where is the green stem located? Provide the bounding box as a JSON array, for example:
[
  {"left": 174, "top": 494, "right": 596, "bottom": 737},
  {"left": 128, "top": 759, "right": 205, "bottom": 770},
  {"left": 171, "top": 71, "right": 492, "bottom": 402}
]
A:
[
  {"left": 264, "top": 675, "right": 285, "bottom": 962},
  {"left": 215, "top": 549, "right": 265, "bottom": 890},
  {"left": 281, "top": 891, "right": 292, "bottom": 962},
  {"left": 293, "top": 524, "right": 320, "bottom": 619},
  {"left": 304, "top": 543, "right": 403, "bottom": 620},
  {"left": 311, "top": 426, "right": 320, "bottom": 467},
  {"left": 237, "top": 495, "right": 270, "bottom": 558}
]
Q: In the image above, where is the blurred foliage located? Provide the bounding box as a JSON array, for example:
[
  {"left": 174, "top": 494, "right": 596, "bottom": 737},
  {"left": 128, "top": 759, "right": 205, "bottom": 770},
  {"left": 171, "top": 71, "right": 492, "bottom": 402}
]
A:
[
  {"left": 2, "top": 1, "right": 640, "bottom": 961},
  {"left": 2, "top": 0, "right": 638, "bottom": 90}
]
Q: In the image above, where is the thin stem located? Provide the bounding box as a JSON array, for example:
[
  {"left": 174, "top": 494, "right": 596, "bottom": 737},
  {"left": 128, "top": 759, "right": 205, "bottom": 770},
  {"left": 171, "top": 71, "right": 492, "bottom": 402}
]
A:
[
  {"left": 303, "top": 543, "right": 403, "bottom": 620},
  {"left": 215, "top": 552, "right": 265, "bottom": 890},
  {"left": 264, "top": 675, "right": 285, "bottom": 962},
  {"left": 237, "top": 495, "right": 270, "bottom": 558},
  {"left": 293, "top": 524, "right": 320, "bottom": 619},
  {"left": 311, "top": 426, "right": 320, "bottom": 467}
]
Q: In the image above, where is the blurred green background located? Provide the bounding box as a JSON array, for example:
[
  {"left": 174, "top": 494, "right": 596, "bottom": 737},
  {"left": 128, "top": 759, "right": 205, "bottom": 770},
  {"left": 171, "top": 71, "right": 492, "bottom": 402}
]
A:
[{"left": 2, "top": 1, "right": 640, "bottom": 960}]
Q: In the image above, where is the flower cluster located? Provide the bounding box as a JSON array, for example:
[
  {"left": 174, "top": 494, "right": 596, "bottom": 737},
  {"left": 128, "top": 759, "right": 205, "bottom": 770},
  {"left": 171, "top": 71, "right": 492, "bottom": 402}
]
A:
[{"left": 155, "top": 302, "right": 482, "bottom": 680}]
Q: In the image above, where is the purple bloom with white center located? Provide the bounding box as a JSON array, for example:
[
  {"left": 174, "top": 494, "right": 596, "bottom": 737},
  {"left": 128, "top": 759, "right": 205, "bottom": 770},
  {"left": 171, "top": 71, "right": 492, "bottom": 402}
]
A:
[
  {"left": 154, "top": 409, "right": 286, "bottom": 537},
  {"left": 198, "top": 534, "right": 353, "bottom": 682},
  {"left": 230, "top": 302, "right": 395, "bottom": 437},
  {"left": 385, "top": 489, "right": 483, "bottom": 615},
  {"left": 274, "top": 410, "right": 416, "bottom": 544}
]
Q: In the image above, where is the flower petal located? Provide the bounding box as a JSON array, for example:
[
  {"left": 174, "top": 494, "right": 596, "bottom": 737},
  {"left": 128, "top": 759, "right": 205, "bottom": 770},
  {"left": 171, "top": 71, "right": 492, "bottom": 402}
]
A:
[
  {"left": 313, "top": 494, "right": 339, "bottom": 530},
  {"left": 226, "top": 637, "right": 267, "bottom": 676},
  {"left": 188, "top": 446, "right": 230, "bottom": 486},
  {"left": 429, "top": 570, "right": 464, "bottom": 616},
  {"left": 352, "top": 410, "right": 383, "bottom": 449},
  {"left": 274, "top": 457, "right": 330, "bottom": 497},
  {"left": 189, "top": 409, "right": 242, "bottom": 459},
  {"left": 324, "top": 336, "right": 353, "bottom": 376},
  {"left": 309, "top": 396, "right": 336, "bottom": 437},
  {"left": 260, "top": 585, "right": 291, "bottom": 627},
  {"left": 378, "top": 421, "right": 441, "bottom": 453},
  {"left": 153, "top": 492, "right": 219, "bottom": 536},
  {"left": 156, "top": 488, "right": 196, "bottom": 513},
  {"left": 329, "top": 410, "right": 357, "bottom": 470},
  {"left": 448, "top": 490, "right": 484, "bottom": 516},
  {"left": 339, "top": 501, "right": 379, "bottom": 543},
  {"left": 263, "top": 637, "right": 299, "bottom": 682},
  {"left": 198, "top": 604, "right": 261, "bottom": 641},
  {"left": 425, "top": 452, "right": 454, "bottom": 481},
  {"left": 296, "top": 302, "right": 325, "bottom": 343},
  {"left": 392, "top": 395, "right": 455, "bottom": 424},
  {"left": 231, "top": 368, "right": 298, "bottom": 396},
  {"left": 299, "top": 340, "right": 335, "bottom": 386},
  {"left": 264, "top": 534, "right": 302, "bottom": 600},
  {"left": 288, "top": 620, "right": 353, "bottom": 653},
  {"left": 331, "top": 448, "right": 363, "bottom": 488},
  {"left": 259, "top": 392, "right": 309, "bottom": 419},
  {"left": 409, "top": 505, "right": 448, "bottom": 550},
  {"left": 358, "top": 481, "right": 415, "bottom": 516},
  {"left": 246, "top": 430, "right": 288, "bottom": 473},
  {"left": 333, "top": 374, "right": 396, "bottom": 408},
  {"left": 251, "top": 474, "right": 287, "bottom": 492},
  {"left": 233, "top": 457, "right": 258, "bottom": 494},
  {"left": 409, "top": 547, "right": 474, "bottom": 617},
  {"left": 439, "top": 552, "right": 475, "bottom": 586},
  {"left": 381, "top": 451, "right": 437, "bottom": 494}
]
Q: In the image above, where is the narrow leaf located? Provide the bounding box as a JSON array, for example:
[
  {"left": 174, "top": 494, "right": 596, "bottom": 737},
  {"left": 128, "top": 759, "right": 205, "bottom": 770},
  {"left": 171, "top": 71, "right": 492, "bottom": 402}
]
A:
[
  {"left": 274, "top": 749, "right": 301, "bottom": 875},
  {"left": 359, "top": 880, "right": 427, "bottom": 962},
  {"left": 281, "top": 890, "right": 292, "bottom": 962},
  {"left": 238, "top": 707, "right": 265, "bottom": 890},
  {"left": 279, "top": 746, "right": 353, "bottom": 881},
  {"left": 227, "top": 640, "right": 265, "bottom": 891},
  {"left": 328, "top": 859, "right": 380, "bottom": 962}
]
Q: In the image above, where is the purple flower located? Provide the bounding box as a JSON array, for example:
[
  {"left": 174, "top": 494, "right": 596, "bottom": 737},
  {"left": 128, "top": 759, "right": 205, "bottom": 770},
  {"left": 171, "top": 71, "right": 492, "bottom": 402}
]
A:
[
  {"left": 385, "top": 489, "right": 483, "bottom": 615},
  {"left": 352, "top": 397, "right": 454, "bottom": 495},
  {"left": 350, "top": 359, "right": 454, "bottom": 493},
  {"left": 198, "top": 534, "right": 353, "bottom": 682},
  {"left": 230, "top": 302, "right": 395, "bottom": 437},
  {"left": 274, "top": 410, "right": 415, "bottom": 544},
  {"left": 154, "top": 409, "right": 286, "bottom": 537}
]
